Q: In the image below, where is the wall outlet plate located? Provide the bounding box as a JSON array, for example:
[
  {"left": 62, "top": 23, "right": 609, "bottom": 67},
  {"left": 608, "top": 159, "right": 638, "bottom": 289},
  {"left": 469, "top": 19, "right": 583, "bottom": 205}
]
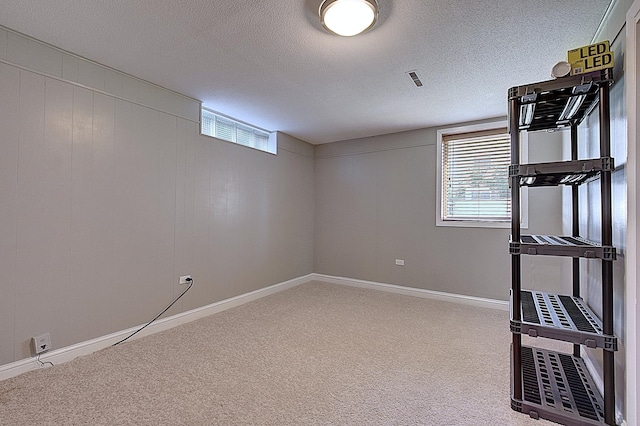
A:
[
  {"left": 395, "top": 259, "right": 405, "bottom": 266},
  {"left": 179, "top": 275, "right": 192, "bottom": 285},
  {"left": 32, "top": 332, "right": 51, "bottom": 355}
]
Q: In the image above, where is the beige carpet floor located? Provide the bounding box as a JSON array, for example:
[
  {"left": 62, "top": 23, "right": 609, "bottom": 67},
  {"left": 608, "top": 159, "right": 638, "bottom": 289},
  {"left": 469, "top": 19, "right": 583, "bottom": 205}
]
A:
[{"left": 0, "top": 281, "right": 556, "bottom": 425}]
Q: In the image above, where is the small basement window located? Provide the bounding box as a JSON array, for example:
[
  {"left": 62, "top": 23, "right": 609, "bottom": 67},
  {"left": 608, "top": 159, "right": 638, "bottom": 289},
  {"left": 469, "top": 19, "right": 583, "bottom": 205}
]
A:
[
  {"left": 201, "top": 108, "right": 276, "bottom": 154},
  {"left": 436, "top": 121, "right": 528, "bottom": 228}
]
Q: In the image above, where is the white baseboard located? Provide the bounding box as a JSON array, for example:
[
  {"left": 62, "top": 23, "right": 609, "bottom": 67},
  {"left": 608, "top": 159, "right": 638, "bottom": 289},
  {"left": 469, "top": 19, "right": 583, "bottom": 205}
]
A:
[
  {"left": 580, "top": 347, "right": 624, "bottom": 425},
  {"left": 1, "top": 272, "right": 508, "bottom": 382},
  {"left": 311, "top": 273, "right": 509, "bottom": 311},
  {"left": 0, "top": 273, "right": 313, "bottom": 382}
]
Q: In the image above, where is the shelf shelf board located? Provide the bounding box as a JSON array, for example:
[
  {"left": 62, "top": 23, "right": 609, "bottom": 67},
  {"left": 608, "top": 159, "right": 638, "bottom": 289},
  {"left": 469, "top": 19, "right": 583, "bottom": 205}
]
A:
[
  {"left": 509, "top": 235, "right": 616, "bottom": 260},
  {"left": 511, "top": 346, "right": 606, "bottom": 425},
  {"left": 511, "top": 290, "right": 617, "bottom": 351},
  {"left": 509, "top": 69, "right": 612, "bottom": 132},
  {"left": 510, "top": 158, "right": 614, "bottom": 187}
]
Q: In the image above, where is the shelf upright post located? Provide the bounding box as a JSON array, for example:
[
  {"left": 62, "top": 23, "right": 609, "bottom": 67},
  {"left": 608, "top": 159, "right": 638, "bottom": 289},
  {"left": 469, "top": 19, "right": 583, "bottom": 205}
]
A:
[
  {"left": 509, "top": 93, "right": 522, "bottom": 403},
  {"left": 599, "top": 82, "right": 615, "bottom": 425},
  {"left": 571, "top": 124, "right": 581, "bottom": 358}
]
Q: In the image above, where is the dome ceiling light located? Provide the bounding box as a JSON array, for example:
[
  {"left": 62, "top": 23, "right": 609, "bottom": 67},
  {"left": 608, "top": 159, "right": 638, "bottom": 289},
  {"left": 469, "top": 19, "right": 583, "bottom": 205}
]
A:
[{"left": 319, "top": 0, "right": 379, "bottom": 37}]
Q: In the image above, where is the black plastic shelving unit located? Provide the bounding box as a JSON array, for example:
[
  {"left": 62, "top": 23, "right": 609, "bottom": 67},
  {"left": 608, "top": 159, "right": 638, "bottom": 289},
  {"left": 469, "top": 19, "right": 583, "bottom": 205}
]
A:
[
  {"left": 512, "top": 290, "right": 617, "bottom": 351},
  {"left": 510, "top": 234, "right": 616, "bottom": 259},
  {"left": 508, "top": 69, "right": 618, "bottom": 425},
  {"left": 514, "top": 346, "right": 606, "bottom": 425}
]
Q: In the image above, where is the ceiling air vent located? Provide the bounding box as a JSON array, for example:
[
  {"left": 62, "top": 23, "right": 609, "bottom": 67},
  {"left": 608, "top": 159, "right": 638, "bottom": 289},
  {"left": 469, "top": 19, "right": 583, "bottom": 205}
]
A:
[{"left": 407, "top": 70, "right": 423, "bottom": 87}]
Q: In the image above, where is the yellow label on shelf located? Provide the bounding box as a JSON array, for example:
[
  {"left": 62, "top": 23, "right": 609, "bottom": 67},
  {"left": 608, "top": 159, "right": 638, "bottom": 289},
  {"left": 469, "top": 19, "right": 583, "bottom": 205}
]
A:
[
  {"left": 570, "top": 51, "right": 614, "bottom": 75},
  {"left": 568, "top": 40, "right": 610, "bottom": 63},
  {"left": 567, "top": 40, "right": 613, "bottom": 75}
]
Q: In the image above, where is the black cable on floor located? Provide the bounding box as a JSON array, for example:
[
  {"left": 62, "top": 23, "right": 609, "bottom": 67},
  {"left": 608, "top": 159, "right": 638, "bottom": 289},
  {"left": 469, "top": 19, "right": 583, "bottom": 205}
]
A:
[
  {"left": 36, "top": 354, "right": 54, "bottom": 367},
  {"left": 113, "top": 278, "right": 193, "bottom": 346}
]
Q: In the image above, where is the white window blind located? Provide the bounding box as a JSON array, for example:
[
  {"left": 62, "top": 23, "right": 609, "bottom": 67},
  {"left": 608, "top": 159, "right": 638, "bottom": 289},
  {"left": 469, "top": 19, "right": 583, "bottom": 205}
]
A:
[
  {"left": 441, "top": 128, "right": 511, "bottom": 222},
  {"left": 215, "top": 117, "right": 234, "bottom": 142},
  {"left": 201, "top": 109, "right": 276, "bottom": 154}
]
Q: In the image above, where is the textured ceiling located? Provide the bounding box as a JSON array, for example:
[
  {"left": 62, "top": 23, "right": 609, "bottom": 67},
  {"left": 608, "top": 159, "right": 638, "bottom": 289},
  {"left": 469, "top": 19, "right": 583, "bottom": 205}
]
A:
[{"left": 0, "top": 0, "right": 612, "bottom": 144}]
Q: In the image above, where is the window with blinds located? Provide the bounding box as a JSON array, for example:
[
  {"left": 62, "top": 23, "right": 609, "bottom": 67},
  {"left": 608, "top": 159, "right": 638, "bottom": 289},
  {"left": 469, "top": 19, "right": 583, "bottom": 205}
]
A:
[
  {"left": 201, "top": 109, "right": 275, "bottom": 154},
  {"left": 437, "top": 124, "right": 513, "bottom": 226}
]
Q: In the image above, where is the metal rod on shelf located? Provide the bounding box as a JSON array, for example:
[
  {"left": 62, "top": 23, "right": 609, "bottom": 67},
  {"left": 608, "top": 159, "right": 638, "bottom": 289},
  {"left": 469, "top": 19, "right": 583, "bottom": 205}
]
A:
[
  {"left": 598, "top": 82, "right": 615, "bottom": 426},
  {"left": 509, "top": 94, "right": 522, "bottom": 402},
  {"left": 510, "top": 97, "right": 521, "bottom": 243},
  {"left": 571, "top": 124, "right": 581, "bottom": 358}
]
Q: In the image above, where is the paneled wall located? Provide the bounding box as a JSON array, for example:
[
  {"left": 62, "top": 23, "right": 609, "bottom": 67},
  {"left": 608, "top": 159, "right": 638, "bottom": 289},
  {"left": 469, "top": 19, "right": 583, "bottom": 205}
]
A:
[
  {"left": 314, "top": 123, "right": 568, "bottom": 301},
  {"left": 0, "top": 26, "right": 199, "bottom": 121},
  {"left": 0, "top": 28, "right": 314, "bottom": 365},
  {"left": 570, "top": 28, "right": 628, "bottom": 417}
]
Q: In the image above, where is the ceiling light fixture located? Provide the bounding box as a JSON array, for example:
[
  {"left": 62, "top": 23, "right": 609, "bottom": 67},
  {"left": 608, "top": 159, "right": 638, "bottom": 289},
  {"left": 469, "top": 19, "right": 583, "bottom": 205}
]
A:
[{"left": 319, "top": 0, "right": 378, "bottom": 37}]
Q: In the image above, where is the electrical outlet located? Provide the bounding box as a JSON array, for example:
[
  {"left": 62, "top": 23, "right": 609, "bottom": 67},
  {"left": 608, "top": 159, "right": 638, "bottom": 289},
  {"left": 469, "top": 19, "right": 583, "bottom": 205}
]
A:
[
  {"left": 32, "top": 332, "right": 51, "bottom": 355},
  {"left": 395, "top": 259, "right": 405, "bottom": 266},
  {"left": 179, "top": 275, "right": 192, "bottom": 285}
]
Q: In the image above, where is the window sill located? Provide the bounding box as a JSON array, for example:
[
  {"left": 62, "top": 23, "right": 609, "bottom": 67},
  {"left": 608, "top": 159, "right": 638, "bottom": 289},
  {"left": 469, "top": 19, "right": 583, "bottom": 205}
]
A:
[{"left": 436, "top": 219, "right": 529, "bottom": 229}]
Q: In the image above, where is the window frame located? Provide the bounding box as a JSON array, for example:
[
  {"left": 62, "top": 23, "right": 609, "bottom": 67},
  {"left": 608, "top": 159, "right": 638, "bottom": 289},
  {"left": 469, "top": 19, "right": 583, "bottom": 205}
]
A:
[
  {"left": 200, "top": 108, "right": 276, "bottom": 155},
  {"left": 435, "top": 121, "right": 528, "bottom": 229}
]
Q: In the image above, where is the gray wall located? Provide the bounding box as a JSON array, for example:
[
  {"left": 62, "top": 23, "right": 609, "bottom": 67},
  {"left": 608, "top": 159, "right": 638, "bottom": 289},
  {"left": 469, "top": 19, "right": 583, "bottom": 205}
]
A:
[
  {"left": 314, "top": 122, "right": 569, "bottom": 301},
  {"left": 0, "top": 15, "right": 619, "bottom": 382},
  {"left": 0, "top": 29, "right": 315, "bottom": 366}
]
